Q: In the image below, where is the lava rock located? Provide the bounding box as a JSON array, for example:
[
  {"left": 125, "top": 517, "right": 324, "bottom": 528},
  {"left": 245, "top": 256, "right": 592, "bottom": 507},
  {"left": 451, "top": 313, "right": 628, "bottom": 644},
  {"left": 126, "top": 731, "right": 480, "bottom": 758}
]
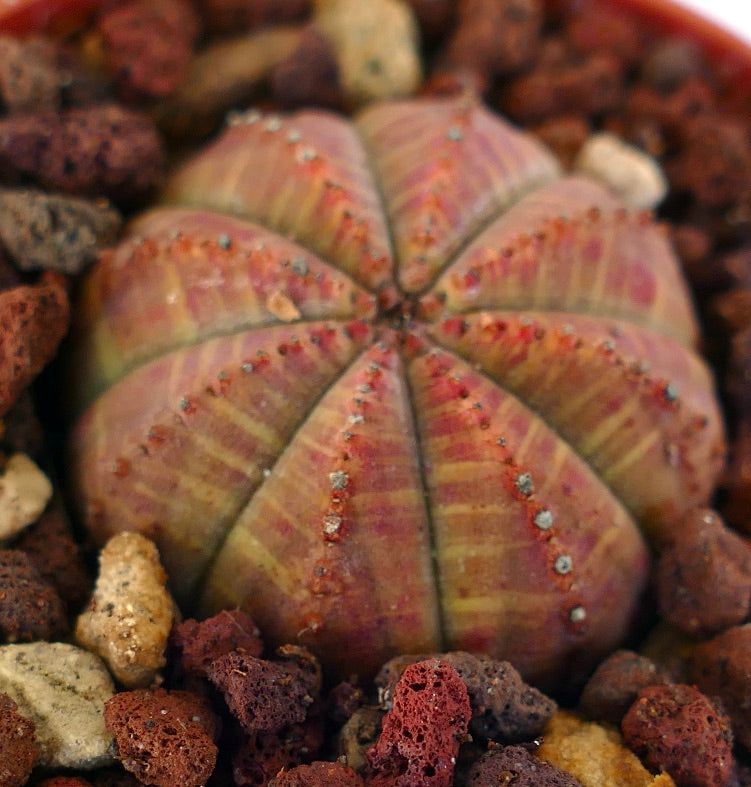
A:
[
  {"left": 104, "top": 688, "right": 219, "bottom": 787},
  {"left": 621, "top": 683, "right": 734, "bottom": 787},
  {"left": 367, "top": 659, "right": 471, "bottom": 786}
]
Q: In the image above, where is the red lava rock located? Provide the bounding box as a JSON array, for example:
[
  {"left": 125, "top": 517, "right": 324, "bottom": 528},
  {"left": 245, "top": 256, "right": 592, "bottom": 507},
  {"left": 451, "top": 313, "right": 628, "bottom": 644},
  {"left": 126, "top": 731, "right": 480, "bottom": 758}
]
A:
[
  {"left": 621, "top": 683, "right": 734, "bottom": 787},
  {"left": 376, "top": 651, "right": 556, "bottom": 743},
  {"left": 723, "top": 245, "right": 751, "bottom": 288},
  {"left": 446, "top": 0, "right": 543, "bottom": 80},
  {"left": 714, "top": 288, "right": 751, "bottom": 335},
  {"left": 96, "top": 0, "right": 201, "bottom": 102},
  {"left": 36, "top": 778, "right": 95, "bottom": 786},
  {"left": 564, "top": 1, "right": 644, "bottom": 67},
  {"left": 0, "top": 272, "right": 69, "bottom": 417},
  {"left": 171, "top": 608, "right": 263, "bottom": 678},
  {"left": 503, "top": 49, "right": 624, "bottom": 123},
  {"left": 0, "top": 104, "right": 165, "bottom": 205},
  {"left": 656, "top": 508, "right": 751, "bottom": 637},
  {"left": 667, "top": 116, "right": 751, "bottom": 209},
  {"left": 271, "top": 25, "right": 345, "bottom": 111},
  {"left": 578, "top": 649, "right": 672, "bottom": 725},
  {"left": 367, "top": 659, "right": 471, "bottom": 786},
  {"left": 465, "top": 744, "right": 583, "bottom": 786},
  {"left": 104, "top": 688, "right": 220, "bottom": 787},
  {"left": 689, "top": 624, "right": 751, "bottom": 751},
  {"left": 613, "top": 78, "right": 717, "bottom": 159},
  {"left": 207, "top": 645, "right": 321, "bottom": 736},
  {"left": 0, "top": 692, "right": 38, "bottom": 787},
  {"left": 268, "top": 760, "right": 364, "bottom": 786},
  {"left": 14, "top": 503, "right": 91, "bottom": 613},
  {"left": 0, "top": 549, "right": 68, "bottom": 643},
  {"left": 196, "top": 0, "right": 310, "bottom": 35},
  {"left": 0, "top": 35, "right": 61, "bottom": 113}
]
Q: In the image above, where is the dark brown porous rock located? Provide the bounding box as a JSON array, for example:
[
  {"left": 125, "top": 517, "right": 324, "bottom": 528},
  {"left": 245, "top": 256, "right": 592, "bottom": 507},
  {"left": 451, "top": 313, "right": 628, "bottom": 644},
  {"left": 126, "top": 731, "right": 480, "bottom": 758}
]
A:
[
  {"left": 376, "top": 651, "right": 556, "bottom": 743},
  {"left": 14, "top": 503, "right": 91, "bottom": 613},
  {"left": 231, "top": 715, "right": 325, "bottom": 785},
  {"left": 197, "top": 0, "right": 311, "bottom": 35},
  {"left": 621, "top": 683, "right": 734, "bottom": 787},
  {"left": 564, "top": 1, "right": 644, "bottom": 67},
  {"left": 465, "top": 744, "right": 583, "bottom": 786},
  {"left": 666, "top": 116, "right": 751, "bottom": 210},
  {"left": 405, "top": 0, "right": 455, "bottom": 39},
  {"left": 0, "top": 549, "right": 67, "bottom": 643},
  {"left": 713, "top": 287, "right": 751, "bottom": 336},
  {"left": 327, "top": 681, "right": 366, "bottom": 728},
  {"left": 578, "top": 649, "right": 672, "bottom": 725},
  {"left": 656, "top": 508, "right": 751, "bottom": 637},
  {"left": 0, "top": 272, "right": 69, "bottom": 417},
  {"left": 1, "top": 391, "right": 44, "bottom": 459},
  {"left": 95, "top": 0, "right": 202, "bottom": 102},
  {"left": 268, "top": 760, "right": 364, "bottom": 786},
  {"left": 670, "top": 223, "right": 715, "bottom": 291},
  {"left": 171, "top": 608, "right": 263, "bottom": 678},
  {"left": 0, "top": 188, "right": 121, "bottom": 274},
  {"left": 93, "top": 767, "right": 147, "bottom": 786},
  {"left": 503, "top": 49, "right": 624, "bottom": 123},
  {"left": 271, "top": 25, "right": 345, "bottom": 111},
  {"left": 0, "top": 104, "right": 165, "bottom": 205},
  {"left": 0, "top": 250, "right": 20, "bottom": 291},
  {"left": 446, "top": 0, "right": 543, "bottom": 81},
  {"left": 207, "top": 645, "right": 321, "bottom": 736},
  {"left": 104, "top": 688, "right": 219, "bottom": 787},
  {"left": 640, "top": 38, "right": 707, "bottom": 94},
  {"left": 0, "top": 692, "right": 38, "bottom": 786},
  {"left": 724, "top": 416, "right": 751, "bottom": 536},
  {"left": 366, "top": 659, "right": 471, "bottom": 786},
  {"left": 35, "top": 777, "right": 95, "bottom": 786},
  {"left": 0, "top": 35, "right": 62, "bottom": 113},
  {"left": 689, "top": 624, "right": 751, "bottom": 751}
]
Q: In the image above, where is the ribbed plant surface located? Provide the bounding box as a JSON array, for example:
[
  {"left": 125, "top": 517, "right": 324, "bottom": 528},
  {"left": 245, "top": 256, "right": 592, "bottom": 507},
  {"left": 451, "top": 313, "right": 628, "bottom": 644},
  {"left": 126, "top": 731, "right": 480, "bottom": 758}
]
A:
[{"left": 67, "top": 97, "right": 725, "bottom": 685}]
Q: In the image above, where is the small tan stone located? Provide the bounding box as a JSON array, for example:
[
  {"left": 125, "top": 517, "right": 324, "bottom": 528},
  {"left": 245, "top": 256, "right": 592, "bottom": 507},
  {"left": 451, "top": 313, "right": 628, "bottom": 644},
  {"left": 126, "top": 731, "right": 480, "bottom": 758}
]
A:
[
  {"left": 0, "top": 642, "right": 115, "bottom": 769},
  {"left": 0, "top": 453, "right": 52, "bottom": 542},
  {"left": 315, "top": 0, "right": 422, "bottom": 107},
  {"left": 536, "top": 710, "right": 676, "bottom": 787},
  {"left": 75, "top": 532, "right": 174, "bottom": 689},
  {"left": 574, "top": 132, "right": 668, "bottom": 210}
]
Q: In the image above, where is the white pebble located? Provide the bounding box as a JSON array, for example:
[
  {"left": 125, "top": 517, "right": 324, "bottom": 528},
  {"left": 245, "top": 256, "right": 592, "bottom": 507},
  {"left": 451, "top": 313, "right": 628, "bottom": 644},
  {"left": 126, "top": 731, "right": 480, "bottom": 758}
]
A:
[
  {"left": 0, "top": 453, "right": 52, "bottom": 542},
  {"left": 0, "top": 642, "right": 115, "bottom": 769},
  {"left": 574, "top": 132, "right": 668, "bottom": 210}
]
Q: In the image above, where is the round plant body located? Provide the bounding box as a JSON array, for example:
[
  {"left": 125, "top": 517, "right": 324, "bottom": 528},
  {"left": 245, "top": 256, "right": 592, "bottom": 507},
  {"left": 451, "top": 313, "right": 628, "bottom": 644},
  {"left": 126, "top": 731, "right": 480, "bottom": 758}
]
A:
[{"left": 67, "top": 96, "right": 725, "bottom": 686}]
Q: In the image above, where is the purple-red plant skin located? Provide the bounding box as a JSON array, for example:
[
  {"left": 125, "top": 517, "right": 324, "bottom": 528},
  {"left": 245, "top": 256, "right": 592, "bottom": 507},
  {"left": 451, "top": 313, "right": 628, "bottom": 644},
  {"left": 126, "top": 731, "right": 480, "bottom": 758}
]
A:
[{"left": 67, "top": 97, "right": 725, "bottom": 687}]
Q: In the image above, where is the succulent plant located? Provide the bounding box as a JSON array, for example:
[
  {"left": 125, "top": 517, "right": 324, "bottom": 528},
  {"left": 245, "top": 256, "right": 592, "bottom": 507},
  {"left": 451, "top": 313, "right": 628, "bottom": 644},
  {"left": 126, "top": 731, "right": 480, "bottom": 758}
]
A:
[{"left": 66, "top": 96, "right": 725, "bottom": 687}]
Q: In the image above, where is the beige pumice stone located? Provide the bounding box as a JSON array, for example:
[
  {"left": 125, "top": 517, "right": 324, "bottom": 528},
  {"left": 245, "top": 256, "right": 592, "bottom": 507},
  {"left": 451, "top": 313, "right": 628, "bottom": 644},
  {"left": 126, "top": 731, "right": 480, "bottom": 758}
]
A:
[{"left": 75, "top": 531, "right": 174, "bottom": 689}]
